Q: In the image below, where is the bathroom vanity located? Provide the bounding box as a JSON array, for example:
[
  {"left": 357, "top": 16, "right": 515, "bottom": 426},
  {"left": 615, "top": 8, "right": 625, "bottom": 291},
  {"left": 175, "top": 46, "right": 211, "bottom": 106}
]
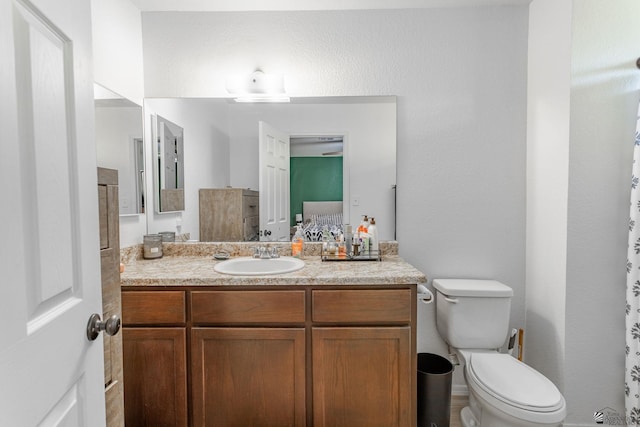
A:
[{"left": 120, "top": 243, "right": 425, "bottom": 427}]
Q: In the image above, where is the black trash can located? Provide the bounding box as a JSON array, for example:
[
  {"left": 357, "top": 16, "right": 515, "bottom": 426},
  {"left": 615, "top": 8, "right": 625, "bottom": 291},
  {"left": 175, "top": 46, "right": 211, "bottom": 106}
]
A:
[{"left": 417, "top": 352, "right": 453, "bottom": 427}]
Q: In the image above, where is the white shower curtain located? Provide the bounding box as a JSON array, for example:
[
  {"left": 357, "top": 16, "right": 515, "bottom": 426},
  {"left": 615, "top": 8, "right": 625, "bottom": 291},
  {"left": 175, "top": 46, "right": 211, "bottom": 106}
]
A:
[{"left": 626, "top": 103, "right": 640, "bottom": 424}]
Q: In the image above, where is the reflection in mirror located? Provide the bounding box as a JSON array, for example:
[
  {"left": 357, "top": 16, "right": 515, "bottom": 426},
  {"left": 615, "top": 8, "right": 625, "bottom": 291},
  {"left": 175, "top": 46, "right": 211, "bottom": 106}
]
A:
[
  {"left": 144, "top": 97, "right": 396, "bottom": 242},
  {"left": 152, "top": 115, "right": 185, "bottom": 212},
  {"left": 94, "top": 84, "right": 145, "bottom": 216}
]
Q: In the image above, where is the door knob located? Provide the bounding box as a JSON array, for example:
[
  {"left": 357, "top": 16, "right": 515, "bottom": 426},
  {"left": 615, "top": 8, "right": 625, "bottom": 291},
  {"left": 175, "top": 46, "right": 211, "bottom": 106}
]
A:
[{"left": 86, "top": 313, "right": 121, "bottom": 341}]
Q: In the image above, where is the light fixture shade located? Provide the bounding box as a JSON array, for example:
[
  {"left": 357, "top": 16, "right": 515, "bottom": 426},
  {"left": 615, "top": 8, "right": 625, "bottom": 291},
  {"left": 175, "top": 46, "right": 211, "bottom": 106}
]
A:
[{"left": 226, "top": 70, "right": 289, "bottom": 103}]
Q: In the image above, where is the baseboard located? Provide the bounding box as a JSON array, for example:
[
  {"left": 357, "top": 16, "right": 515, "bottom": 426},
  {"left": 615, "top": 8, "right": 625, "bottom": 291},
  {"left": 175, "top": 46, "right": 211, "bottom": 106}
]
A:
[{"left": 452, "top": 384, "right": 469, "bottom": 396}]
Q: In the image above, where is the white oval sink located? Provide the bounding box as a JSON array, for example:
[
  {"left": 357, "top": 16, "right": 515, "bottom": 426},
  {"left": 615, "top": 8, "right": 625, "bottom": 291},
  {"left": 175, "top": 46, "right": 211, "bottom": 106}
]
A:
[{"left": 214, "top": 256, "right": 305, "bottom": 276}]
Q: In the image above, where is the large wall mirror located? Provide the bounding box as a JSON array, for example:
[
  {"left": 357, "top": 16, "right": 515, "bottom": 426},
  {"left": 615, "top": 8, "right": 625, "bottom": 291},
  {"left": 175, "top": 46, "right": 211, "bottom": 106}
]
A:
[
  {"left": 152, "top": 114, "right": 185, "bottom": 212},
  {"left": 144, "top": 96, "right": 396, "bottom": 242},
  {"left": 94, "top": 84, "right": 145, "bottom": 216}
]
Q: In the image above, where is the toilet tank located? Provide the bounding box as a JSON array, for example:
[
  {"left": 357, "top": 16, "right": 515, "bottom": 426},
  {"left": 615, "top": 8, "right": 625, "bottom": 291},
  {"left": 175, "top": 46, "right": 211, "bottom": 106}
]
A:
[{"left": 433, "top": 279, "right": 513, "bottom": 349}]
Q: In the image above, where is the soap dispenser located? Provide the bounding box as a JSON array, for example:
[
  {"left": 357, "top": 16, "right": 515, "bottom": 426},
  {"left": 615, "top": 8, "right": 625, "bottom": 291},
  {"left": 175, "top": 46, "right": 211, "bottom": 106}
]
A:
[
  {"left": 368, "top": 217, "right": 379, "bottom": 253},
  {"left": 358, "top": 215, "right": 370, "bottom": 256},
  {"left": 291, "top": 226, "right": 304, "bottom": 258}
]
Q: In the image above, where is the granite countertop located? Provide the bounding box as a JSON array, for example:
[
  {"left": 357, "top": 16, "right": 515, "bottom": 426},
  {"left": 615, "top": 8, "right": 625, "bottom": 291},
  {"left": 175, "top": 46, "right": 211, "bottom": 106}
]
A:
[{"left": 121, "top": 242, "right": 426, "bottom": 287}]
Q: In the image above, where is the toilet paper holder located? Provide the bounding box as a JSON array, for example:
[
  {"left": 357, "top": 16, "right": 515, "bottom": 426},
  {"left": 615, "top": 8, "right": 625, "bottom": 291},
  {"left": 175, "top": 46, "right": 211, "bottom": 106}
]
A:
[{"left": 417, "top": 284, "right": 434, "bottom": 304}]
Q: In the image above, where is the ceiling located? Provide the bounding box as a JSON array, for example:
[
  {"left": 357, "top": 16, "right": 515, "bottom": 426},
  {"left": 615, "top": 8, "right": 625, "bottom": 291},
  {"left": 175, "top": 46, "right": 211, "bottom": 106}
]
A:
[{"left": 130, "top": 0, "right": 532, "bottom": 12}]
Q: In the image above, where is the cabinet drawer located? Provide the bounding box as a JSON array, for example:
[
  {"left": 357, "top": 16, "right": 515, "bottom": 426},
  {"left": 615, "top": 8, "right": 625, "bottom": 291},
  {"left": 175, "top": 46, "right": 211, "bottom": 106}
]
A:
[
  {"left": 243, "top": 196, "right": 259, "bottom": 216},
  {"left": 312, "top": 289, "right": 412, "bottom": 323},
  {"left": 122, "top": 291, "right": 186, "bottom": 325},
  {"left": 191, "top": 290, "right": 306, "bottom": 324}
]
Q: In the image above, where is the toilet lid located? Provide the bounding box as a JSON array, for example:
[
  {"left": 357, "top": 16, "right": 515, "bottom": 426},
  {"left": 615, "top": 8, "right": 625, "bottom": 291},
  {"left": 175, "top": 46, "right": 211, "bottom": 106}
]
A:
[{"left": 468, "top": 353, "right": 564, "bottom": 411}]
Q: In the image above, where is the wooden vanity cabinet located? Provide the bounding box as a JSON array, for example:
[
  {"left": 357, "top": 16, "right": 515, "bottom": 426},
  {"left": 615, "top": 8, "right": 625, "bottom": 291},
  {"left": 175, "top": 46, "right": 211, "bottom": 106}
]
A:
[
  {"left": 311, "top": 289, "right": 413, "bottom": 427},
  {"left": 121, "top": 286, "right": 416, "bottom": 427},
  {"left": 121, "top": 291, "right": 188, "bottom": 427},
  {"left": 190, "top": 290, "right": 307, "bottom": 427}
]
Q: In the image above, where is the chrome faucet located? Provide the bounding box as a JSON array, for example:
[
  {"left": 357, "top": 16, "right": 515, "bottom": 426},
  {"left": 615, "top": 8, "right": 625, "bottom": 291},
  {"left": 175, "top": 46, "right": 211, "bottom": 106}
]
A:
[{"left": 253, "top": 246, "right": 280, "bottom": 259}]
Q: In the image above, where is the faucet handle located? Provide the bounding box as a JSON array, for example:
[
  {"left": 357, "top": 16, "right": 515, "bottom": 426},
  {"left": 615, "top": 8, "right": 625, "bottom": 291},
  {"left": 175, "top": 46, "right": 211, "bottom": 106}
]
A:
[
  {"left": 259, "top": 246, "right": 270, "bottom": 259},
  {"left": 270, "top": 247, "right": 280, "bottom": 258},
  {"left": 253, "top": 247, "right": 261, "bottom": 258}
]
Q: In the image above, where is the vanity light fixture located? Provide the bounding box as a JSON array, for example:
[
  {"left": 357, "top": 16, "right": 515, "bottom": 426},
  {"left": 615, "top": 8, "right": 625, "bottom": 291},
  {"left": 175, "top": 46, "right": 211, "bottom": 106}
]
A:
[{"left": 225, "top": 70, "right": 290, "bottom": 103}]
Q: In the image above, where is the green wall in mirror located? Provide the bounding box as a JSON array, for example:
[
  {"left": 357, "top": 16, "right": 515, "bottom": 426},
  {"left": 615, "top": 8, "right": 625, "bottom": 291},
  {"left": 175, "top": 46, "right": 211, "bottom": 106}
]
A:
[{"left": 290, "top": 156, "right": 343, "bottom": 226}]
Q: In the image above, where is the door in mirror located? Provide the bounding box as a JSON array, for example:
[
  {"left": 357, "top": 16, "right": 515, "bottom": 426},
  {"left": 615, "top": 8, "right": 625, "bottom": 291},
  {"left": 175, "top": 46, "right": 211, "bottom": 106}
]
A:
[{"left": 259, "top": 121, "right": 290, "bottom": 241}]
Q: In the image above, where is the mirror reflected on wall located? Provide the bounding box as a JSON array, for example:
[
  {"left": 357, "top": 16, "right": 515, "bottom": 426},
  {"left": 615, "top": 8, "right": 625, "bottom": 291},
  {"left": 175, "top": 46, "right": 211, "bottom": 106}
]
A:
[
  {"left": 152, "top": 114, "right": 185, "bottom": 213},
  {"left": 94, "top": 84, "right": 145, "bottom": 216},
  {"left": 144, "top": 96, "right": 397, "bottom": 241}
]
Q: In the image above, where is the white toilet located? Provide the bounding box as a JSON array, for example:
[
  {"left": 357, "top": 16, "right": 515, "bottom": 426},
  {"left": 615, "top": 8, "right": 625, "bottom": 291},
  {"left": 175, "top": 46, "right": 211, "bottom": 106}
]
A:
[{"left": 432, "top": 279, "right": 566, "bottom": 427}]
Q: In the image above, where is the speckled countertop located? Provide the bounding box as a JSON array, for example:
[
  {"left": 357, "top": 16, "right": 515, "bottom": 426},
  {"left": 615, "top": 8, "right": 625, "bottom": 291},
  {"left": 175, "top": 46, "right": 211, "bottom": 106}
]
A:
[{"left": 120, "top": 242, "right": 426, "bottom": 287}]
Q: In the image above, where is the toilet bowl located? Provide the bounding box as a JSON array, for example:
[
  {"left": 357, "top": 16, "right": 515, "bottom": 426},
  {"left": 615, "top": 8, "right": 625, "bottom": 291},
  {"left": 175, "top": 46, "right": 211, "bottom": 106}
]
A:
[
  {"left": 458, "top": 350, "right": 565, "bottom": 427},
  {"left": 432, "top": 279, "right": 566, "bottom": 427}
]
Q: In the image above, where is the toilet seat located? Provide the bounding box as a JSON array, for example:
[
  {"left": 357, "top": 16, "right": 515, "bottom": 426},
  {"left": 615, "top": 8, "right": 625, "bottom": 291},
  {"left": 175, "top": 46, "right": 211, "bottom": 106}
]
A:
[
  {"left": 466, "top": 352, "right": 566, "bottom": 423},
  {"left": 468, "top": 353, "right": 564, "bottom": 411}
]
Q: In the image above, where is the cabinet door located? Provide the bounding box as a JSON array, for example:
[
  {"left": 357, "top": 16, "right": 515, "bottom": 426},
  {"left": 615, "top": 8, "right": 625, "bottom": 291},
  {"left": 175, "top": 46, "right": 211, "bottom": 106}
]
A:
[
  {"left": 313, "top": 327, "right": 412, "bottom": 427},
  {"left": 122, "top": 328, "right": 187, "bottom": 427},
  {"left": 191, "top": 328, "right": 306, "bottom": 427}
]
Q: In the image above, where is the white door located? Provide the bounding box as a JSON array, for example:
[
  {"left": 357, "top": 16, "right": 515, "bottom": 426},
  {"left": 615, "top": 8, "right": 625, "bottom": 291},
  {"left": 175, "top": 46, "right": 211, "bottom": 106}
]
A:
[
  {"left": 259, "top": 121, "right": 290, "bottom": 241},
  {"left": 0, "top": 0, "right": 106, "bottom": 425}
]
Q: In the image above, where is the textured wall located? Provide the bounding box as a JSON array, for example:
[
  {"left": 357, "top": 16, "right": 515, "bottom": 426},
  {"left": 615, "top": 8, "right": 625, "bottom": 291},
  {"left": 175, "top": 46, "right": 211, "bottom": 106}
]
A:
[
  {"left": 91, "top": 0, "right": 144, "bottom": 104},
  {"left": 528, "top": 1, "right": 640, "bottom": 424},
  {"left": 526, "top": 0, "right": 571, "bottom": 395},
  {"left": 564, "top": 1, "right": 640, "bottom": 423}
]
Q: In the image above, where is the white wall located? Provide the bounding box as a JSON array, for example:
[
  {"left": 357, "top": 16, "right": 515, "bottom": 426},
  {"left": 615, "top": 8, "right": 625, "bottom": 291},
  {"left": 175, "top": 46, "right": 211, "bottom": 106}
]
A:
[
  {"left": 526, "top": 0, "right": 571, "bottom": 394},
  {"left": 92, "top": 0, "right": 146, "bottom": 247},
  {"left": 528, "top": 1, "right": 640, "bottom": 425},
  {"left": 141, "top": 6, "right": 529, "bottom": 392},
  {"left": 91, "top": 0, "right": 144, "bottom": 104},
  {"left": 564, "top": 1, "right": 640, "bottom": 424}
]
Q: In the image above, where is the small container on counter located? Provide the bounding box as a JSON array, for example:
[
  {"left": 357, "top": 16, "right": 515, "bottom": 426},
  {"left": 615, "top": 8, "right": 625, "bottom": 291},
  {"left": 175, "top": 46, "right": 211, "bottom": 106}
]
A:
[
  {"left": 344, "top": 224, "right": 353, "bottom": 256},
  {"left": 143, "top": 234, "right": 163, "bottom": 259},
  {"left": 291, "top": 226, "right": 304, "bottom": 258}
]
